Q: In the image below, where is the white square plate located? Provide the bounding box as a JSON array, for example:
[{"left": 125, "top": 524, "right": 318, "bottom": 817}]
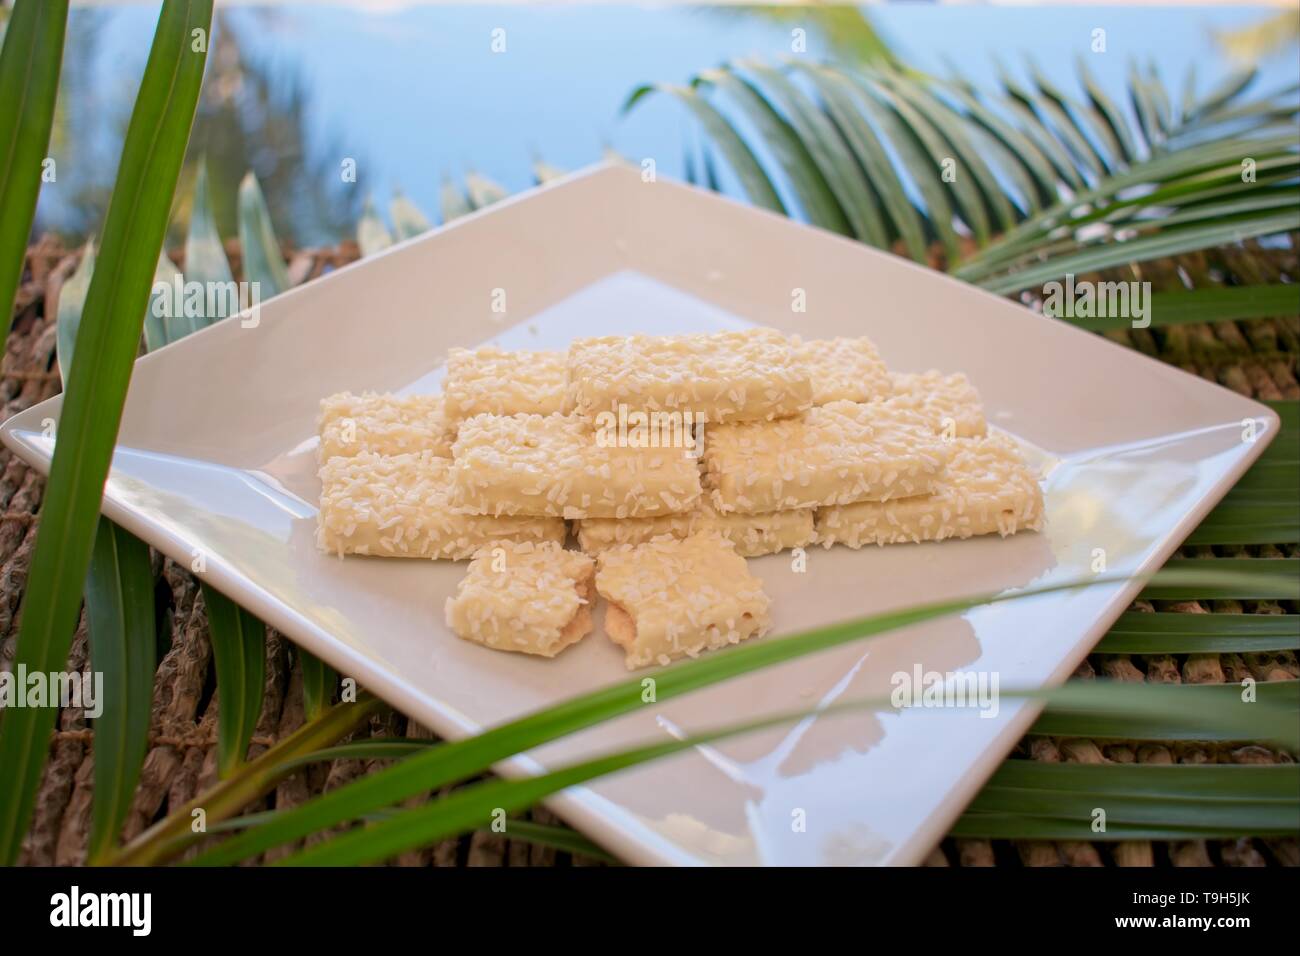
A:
[{"left": 2, "top": 163, "right": 1278, "bottom": 866}]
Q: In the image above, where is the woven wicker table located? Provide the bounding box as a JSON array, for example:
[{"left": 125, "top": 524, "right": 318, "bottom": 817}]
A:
[{"left": 4, "top": 235, "right": 1297, "bottom": 866}]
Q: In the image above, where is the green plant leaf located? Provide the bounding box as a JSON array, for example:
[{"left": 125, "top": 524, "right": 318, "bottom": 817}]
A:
[
  {"left": 936, "top": 79, "right": 1057, "bottom": 209},
  {"left": 897, "top": 68, "right": 1016, "bottom": 233},
  {"left": 84, "top": 518, "right": 157, "bottom": 863},
  {"left": 0, "top": 0, "right": 68, "bottom": 346},
  {"left": 858, "top": 78, "right": 964, "bottom": 261},
  {"left": 979, "top": 208, "right": 1300, "bottom": 295},
  {"left": 0, "top": 0, "right": 212, "bottom": 866},
  {"left": 1030, "top": 680, "right": 1299, "bottom": 741},
  {"left": 356, "top": 194, "right": 392, "bottom": 257},
  {"left": 144, "top": 251, "right": 176, "bottom": 352},
  {"left": 1139, "top": 559, "right": 1300, "bottom": 601},
  {"left": 201, "top": 583, "right": 266, "bottom": 777},
  {"left": 792, "top": 62, "right": 927, "bottom": 259},
  {"left": 1096, "top": 612, "right": 1300, "bottom": 655},
  {"left": 1076, "top": 55, "right": 1138, "bottom": 165},
  {"left": 181, "top": 567, "right": 1287, "bottom": 867},
  {"left": 236, "top": 170, "right": 288, "bottom": 297},
  {"left": 702, "top": 146, "right": 721, "bottom": 192},
  {"left": 465, "top": 171, "right": 506, "bottom": 210},
  {"left": 299, "top": 649, "right": 336, "bottom": 723},
  {"left": 532, "top": 157, "right": 567, "bottom": 184},
  {"left": 740, "top": 58, "right": 887, "bottom": 246},
  {"left": 108, "top": 694, "right": 384, "bottom": 865},
  {"left": 439, "top": 176, "right": 472, "bottom": 223},
  {"left": 267, "top": 679, "right": 1297, "bottom": 866},
  {"left": 182, "top": 157, "right": 234, "bottom": 331},
  {"left": 957, "top": 764, "right": 1299, "bottom": 839},
  {"left": 695, "top": 66, "right": 850, "bottom": 235},
  {"left": 859, "top": 72, "right": 994, "bottom": 245},
  {"left": 622, "top": 83, "right": 785, "bottom": 214},
  {"left": 1187, "top": 496, "right": 1300, "bottom": 546},
  {"left": 389, "top": 191, "right": 430, "bottom": 240},
  {"left": 55, "top": 239, "right": 93, "bottom": 386},
  {"left": 1056, "top": 283, "right": 1300, "bottom": 332},
  {"left": 1187, "top": 67, "right": 1256, "bottom": 123}
]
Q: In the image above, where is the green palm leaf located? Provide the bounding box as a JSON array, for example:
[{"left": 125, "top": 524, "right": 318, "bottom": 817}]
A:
[
  {"left": 84, "top": 517, "right": 157, "bottom": 863},
  {"left": 695, "top": 66, "right": 849, "bottom": 235},
  {"left": 183, "top": 157, "right": 234, "bottom": 332},
  {"left": 623, "top": 83, "right": 784, "bottom": 213},
  {"left": 268, "top": 680, "right": 1296, "bottom": 867},
  {"left": 1096, "top": 613, "right": 1300, "bottom": 655},
  {"left": 54, "top": 239, "right": 93, "bottom": 385},
  {"left": 201, "top": 583, "right": 266, "bottom": 777},
  {"left": 163, "top": 567, "right": 1285, "bottom": 867},
  {"left": 236, "top": 170, "right": 289, "bottom": 297},
  {"left": 298, "top": 649, "right": 336, "bottom": 723},
  {"left": 0, "top": 0, "right": 67, "bottom": 345},
  {"left": 0, "top": 0, "right": 213, "bottom": 865},
  {"left": 389, "top": 191, "right": 431, "bottom": 240}
]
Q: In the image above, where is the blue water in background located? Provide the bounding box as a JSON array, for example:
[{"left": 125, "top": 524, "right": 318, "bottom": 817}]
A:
[{"left": 36, "top": 3, "right": 1299, "bottom": 246}]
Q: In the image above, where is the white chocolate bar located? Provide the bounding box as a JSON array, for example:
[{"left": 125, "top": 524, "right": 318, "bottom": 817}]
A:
[
  {"left": 881, "top": 370, "right": 986, "bottom": 438},
  {"left": 444, "top": 540, "right": 595, "bottom": 657},
  {"left": 594, "top": 532, "right": 771, "bottom": 669},
  {"left": 449, "top": 412, "right": 702, "bottom": 519},
  {"left": 565, "top": 327, "right": 812, "bottom": 424},
  {"left": 317, "top": 451, "right": 565, "bottom": 559},
  {"left": 443, "top": 346, "right": 567, "bottom": 421},
  {"left": 795, "top": 335, "right": 892, "bottom": 405},
  {"left": 704, "top": 401, "right": 948, "bottom": 514},
  {"left": 319, "top": 391, "right": 452, "bottom": 461},
  {"left": 815, "top": 434, "right": 1043, "bottom": 547},
  {"left": 576, "top": 501, "right": 814, "bottom": 557}
]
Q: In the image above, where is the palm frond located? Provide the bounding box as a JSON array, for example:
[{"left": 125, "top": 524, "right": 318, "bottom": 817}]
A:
[{"left": 623, "top": 56, "right": 1298, "bottom": 293}]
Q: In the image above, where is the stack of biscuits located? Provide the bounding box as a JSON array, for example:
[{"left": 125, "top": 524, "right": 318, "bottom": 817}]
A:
[{"left": 316, "top": 329, "right": 1044, "bottom": 670}]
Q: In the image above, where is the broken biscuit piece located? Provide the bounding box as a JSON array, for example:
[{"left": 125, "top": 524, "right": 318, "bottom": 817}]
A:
[
  {"left": 880, "top": 370, "right": 986, "bottom": 438},
  {"left": 565, "top": 327, "right": 812, "bottom": 424},
  {"left": 815, "top": 433, "right": 1043, "bottom": 547},
  {"left": 576, "top": 501, "right": 814, "bottom": 558},
  {"left": 594, "top": 532, "right": 771, "bottom": 669},
  {"left": 445, "top": 540, "right": 596, "bottom": 658},
  {"left": 317, "top": 451, "right": 565, "bottom": 559},
  {"left": 443, "top": 346, "right": 567, "bottom": 422},
  {"left": 704, "top": 401, "right": 948, "bottom": 514},
  {"left": 449, "top": 412, "right": 702, "bottom": 519},
  {"left": 319, "top": 391, "right": 452, "bottom": 460},
  {"left": 794, "top": 335, "right": 892, "bottom": 405}
]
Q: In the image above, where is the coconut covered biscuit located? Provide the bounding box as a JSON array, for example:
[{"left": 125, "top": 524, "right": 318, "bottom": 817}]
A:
[
  {"left": 794, "top": 335, "right": 893, "bottom": 405},
  {"left": 565, "top": 327, "right": 812, "bottom": 424},
  {"left": 317, "top": 451, "right": 565, "bottom": 559},
  {"left": 448, "top": 412, "right": 702, "bottom": 519},
  {"left": 445, "top": 541, "right": 596, "bottom": 658},
  {"left": 815, "top": 433, "right": 1043, "bottom": 548},
  {"left": 443, "top": 346, "right": 568, "bottom": 422},
  {"left": 576, "top": 500, "right": 814, "bottom": 558},
  {"left": 319, "top": 391, "right": 453, "bottom": 461},
  {"left": 880, "top": 370, "right": 987, "bottom": 439},
  {"left": 704, "top": 401, "right": 948, "bottom": 514},
  {"left": 594, "top": 532, "right": 771, "bottom": 669}
]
